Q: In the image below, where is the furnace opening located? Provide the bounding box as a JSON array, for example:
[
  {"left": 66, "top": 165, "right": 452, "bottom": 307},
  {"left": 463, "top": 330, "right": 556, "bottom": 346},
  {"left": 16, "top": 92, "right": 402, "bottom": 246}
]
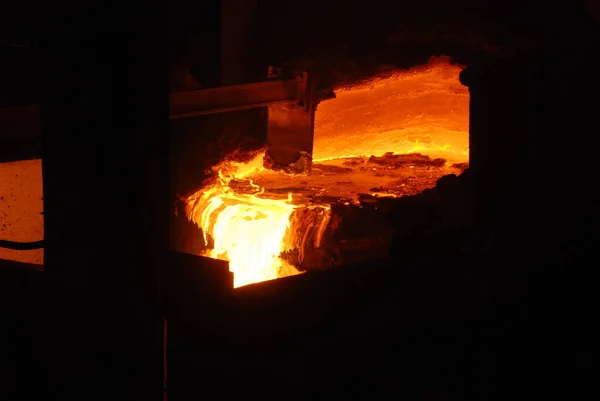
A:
[
  {"left": 314, "top": 56, "right": 468, "bottom": 164},
  {"left": 186, "top": 56, "right": 469, "bottom": 288}
]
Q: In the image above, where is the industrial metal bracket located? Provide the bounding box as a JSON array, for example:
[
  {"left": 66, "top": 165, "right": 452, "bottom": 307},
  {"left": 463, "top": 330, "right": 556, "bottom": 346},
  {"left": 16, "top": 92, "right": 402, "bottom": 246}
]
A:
[{"left": 169, "top": 68, "right": 313, "bottom": 119}]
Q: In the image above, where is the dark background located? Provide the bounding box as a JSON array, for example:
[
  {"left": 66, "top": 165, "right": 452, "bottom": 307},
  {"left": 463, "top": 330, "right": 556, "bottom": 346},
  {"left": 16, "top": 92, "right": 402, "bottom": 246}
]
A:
[
  {"left": 3, "top": 0, "right": 598, "bottom": 103},
  {"left": 1, "top": 1, "right": 597, "bottom": 400}
]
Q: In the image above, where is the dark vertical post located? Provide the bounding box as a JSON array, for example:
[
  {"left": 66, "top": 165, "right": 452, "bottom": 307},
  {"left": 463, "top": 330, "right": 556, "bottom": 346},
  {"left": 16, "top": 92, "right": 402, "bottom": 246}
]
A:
[
  {"left": 40, "top": 2, "right": 167, "bottom": 400},
  {"left": 462, "top": 60, "right": 538, "bottom": 264}
]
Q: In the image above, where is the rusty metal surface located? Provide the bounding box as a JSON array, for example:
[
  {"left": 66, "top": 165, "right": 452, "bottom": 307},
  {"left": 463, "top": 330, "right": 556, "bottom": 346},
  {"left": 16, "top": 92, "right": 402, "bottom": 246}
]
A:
[
  {"left": 169, "top": 78, "right": 303, "bottom": 119},
  {"left": 266, "top": 102, "right": 315, "bottom": 167},
  {"left": 264, "top": 71, "right": 316, "bottom": 168},
  {"left": 0, "top": 159, "right": 44, "bottom": 265}
]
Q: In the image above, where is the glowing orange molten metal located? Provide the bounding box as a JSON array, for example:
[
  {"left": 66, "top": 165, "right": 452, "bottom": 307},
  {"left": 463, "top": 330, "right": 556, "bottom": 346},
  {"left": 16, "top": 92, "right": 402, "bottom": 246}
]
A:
[
  {"left": 187, "top": 153, "right": 330, "bottom": 287},
  {"left": 187, "top": 56, "right": 468, "bottom": 288},
  {"left": 314, "top": 56, "right": 469, "bottom": 163}
]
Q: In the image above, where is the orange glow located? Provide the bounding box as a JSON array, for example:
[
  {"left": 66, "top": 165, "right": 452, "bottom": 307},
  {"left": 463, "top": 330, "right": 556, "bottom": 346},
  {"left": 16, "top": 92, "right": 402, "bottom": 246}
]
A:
[
  {"left": 314, "top": 56, "right": 469, "bottom": 163},
  {"left": 0, "top": 159, "right": 44, "bottom": 265},
  {"left": 186, "top": 56, "right": 469, "bottom": 287},
  {"left": 186, "top": 152, "right": 330, "bottom": 287}
]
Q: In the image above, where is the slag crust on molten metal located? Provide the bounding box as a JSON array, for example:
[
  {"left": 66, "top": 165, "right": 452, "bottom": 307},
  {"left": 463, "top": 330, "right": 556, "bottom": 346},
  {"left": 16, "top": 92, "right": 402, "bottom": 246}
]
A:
[{"left": 250, "top": 152, "right": 466, "bottom": 200}]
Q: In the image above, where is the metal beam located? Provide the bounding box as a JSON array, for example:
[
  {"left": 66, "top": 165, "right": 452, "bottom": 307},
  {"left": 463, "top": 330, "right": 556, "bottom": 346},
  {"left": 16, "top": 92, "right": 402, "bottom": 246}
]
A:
[
  {"left": 169, "top": 78, "right": 302, "bottom": 119},
  {"left": 0, "top": 76, "right": 312, "bottom": 164}
]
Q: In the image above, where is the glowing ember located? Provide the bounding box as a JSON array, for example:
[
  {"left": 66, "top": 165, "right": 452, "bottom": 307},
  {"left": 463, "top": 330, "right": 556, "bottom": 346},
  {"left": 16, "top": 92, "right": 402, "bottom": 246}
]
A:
[{"left": 186, "top": 56, "right": 469, "bottom": 287}]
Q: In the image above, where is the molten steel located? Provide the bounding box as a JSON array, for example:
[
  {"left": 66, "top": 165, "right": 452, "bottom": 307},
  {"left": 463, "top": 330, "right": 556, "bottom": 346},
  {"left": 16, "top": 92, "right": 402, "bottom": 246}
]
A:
[
  {"left": 186, "top": 152, "right": 330, "bottom": 287},
  {"left": 187, "top": 56, "right": 469, "bottom": 287},
  {"left": 314, "top": 56, "right": 469, "bottom": 163}
]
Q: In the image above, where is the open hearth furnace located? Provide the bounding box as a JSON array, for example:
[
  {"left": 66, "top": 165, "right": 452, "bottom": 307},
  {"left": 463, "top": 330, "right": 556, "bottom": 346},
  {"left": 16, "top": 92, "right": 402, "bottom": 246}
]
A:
[
  {"left": 170, "top": 56, "right": 469, "bottom": 288},
  {"left": 1, "top": 1, "right": 596, "bottom": 400}
]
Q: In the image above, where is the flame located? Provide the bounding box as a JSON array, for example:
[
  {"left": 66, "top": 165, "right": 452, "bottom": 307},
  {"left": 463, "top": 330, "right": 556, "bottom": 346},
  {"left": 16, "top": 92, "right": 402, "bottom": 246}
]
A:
[
  {"left": 187, "top": 152, "right": 330, "bottom": 287},
  {"left": 186, "top": 56, "right": 469, "bottom": 287}
]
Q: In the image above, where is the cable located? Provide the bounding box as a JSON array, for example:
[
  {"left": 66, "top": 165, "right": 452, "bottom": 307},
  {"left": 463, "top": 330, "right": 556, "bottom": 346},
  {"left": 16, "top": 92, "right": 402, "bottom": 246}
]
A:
[{"left": 0, "top": 239, "right": 44, "bottom": 250}]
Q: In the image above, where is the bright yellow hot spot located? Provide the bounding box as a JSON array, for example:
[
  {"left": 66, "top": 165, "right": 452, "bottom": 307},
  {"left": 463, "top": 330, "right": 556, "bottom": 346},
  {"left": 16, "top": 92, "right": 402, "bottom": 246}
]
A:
[{"left": 187, "top": 152, "right": 329, "bottom": 287}]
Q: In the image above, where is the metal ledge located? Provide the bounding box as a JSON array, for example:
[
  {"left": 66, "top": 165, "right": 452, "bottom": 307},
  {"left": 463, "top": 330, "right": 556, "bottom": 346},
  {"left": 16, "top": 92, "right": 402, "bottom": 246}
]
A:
[{"left": 169, "top": 77, "right": 304, "bottom": 119}]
